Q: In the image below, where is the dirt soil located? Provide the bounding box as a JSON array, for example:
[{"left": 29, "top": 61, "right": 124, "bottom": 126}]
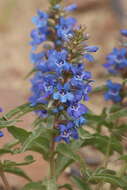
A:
[{"left": 0, "top": 0, "right": 127, "bottom": 189}]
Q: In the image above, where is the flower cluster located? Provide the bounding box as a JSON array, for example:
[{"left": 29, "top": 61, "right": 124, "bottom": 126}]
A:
[
  {"left": 103, "top": 30, "right": 127, "bottom": 76},
  {"left": 103, "top": 30, "right": 127, "bottom": 103},
  {"left": 29, "top": 2, "right": 98, "bottom": 143}
]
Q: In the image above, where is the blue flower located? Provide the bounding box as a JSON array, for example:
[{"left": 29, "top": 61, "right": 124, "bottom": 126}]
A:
[
  {"left": 85, "top": 46, "right": 99, "bottom": 53},
  {"left": 104, "top": 80, "right": 122, "bottom": 103},
  {"left": 84, "top": 54, "right": 94, "bottom": 62},
  {"left": 64, "top": 4, "right": 77, "bottom": 12},
  {"left": 0, "top": 108, "right": 3, "bottom": 112},
  {"left": 120, "top": 29, "right": 127, "bottom": 37},
  {"left": 30, "top": 52, "right": 45, "bottom": 64},
  {"left": 67, "top": 103, "right": 88, "bottom": 119},
  {"left": 74, "top": 116, "right": 86, "bottom": 127},
  {"left": 47, "top": 49, "right": 70, "bottom": 73},
  {"left": 55, "top": 122, "right": 79, "bottom": 143},
  {"left": 29, "top": 5, "right": 97, "bottom": 142},
  {"left": 71, "top": 64, "right": 91, "bottom": 87},
  {"left": 0, "top": 131, "right": 4, "bottom": 137},
  {"left": 53, "top": 83, "right": 74, "bottom": 103},
  {"left": 104, "top": 48, "right": 127, "bottom": 75},
  {"left": 30, "top": 28, "right": 47, "bottom": 47},
  {"left": 56, "top": 17, "right": 76, "bottom": 40},
  {"left": 32, "top": 10, "right": 48, "bottom": 28}
]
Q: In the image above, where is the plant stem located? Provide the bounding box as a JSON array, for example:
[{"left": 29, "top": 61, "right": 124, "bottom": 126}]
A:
[
  {"left": 49, "top": 116, "right": 57, "bottom": 179},
  {"left": 97, "top": 136, "right": 112, "bottom": 190},
  {"left": 103, "top": 136, "right": 112, "bottom": 168},
  {"left": 0, "top": 162, "right": 11, "bottom": 190},
  {"left": 49, "top": 138, "right": 56, "bottom": 178}
]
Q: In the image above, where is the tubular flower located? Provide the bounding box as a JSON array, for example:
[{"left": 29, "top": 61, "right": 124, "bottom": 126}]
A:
[
  {"left": 29, "top": 2, "right": 98, "bottom": 143},
  {"left": 104, "top": 80, "right": 122, "bottom": 103}
]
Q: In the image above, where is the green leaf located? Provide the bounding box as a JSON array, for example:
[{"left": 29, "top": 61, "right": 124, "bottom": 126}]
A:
[
  {"left": 3, "top": 166, "right": 32, "bottom": 181},
  {"left": 8, "top": 126, "right": 30, "bottom": 144},
  {"left": 0, "top": 149, "right": 13, "bottom": 155},
  {"left": 109, "top": 108, "right": 127, "bottom": 121},
  {"left": 1, "top": 103, "right": 47, "bottom": 120},
  {"left": 56, "top": 155, "right": 73, "bottom": 178},
  {"left": 0, "top": 119, "right": 20, "bottom": 128},
  {"left": 4, "top": 140, "right": 19, "bottom": 149},
  {"left": 3, "top": 156, "right": 35, "bottom": 167},
  {"left": 56, "top": 139, "right": 84, "bottom": 177},
  {"left": 56, "top": 143, "right": 81, "bottom": 162},
  {"left": 119, "top": 155, "right": 127, "bottom": 161},
  {"left": 82, "top": 133, "right": 123, "bottom": 154},
  {"left": 22, "top": 182, "right": 45, "bottom": 190},
  {"left": 89, "top": 174, "right": 127, "bottom": 189},
  {"left": 29, "top": 136, "right": 50, "bottom": 160},
  {"left": 21, "top": 126, "right": 51, "bottom": 152},
  {"left": 72, "top": 176, "right": 92, "bottom": 190},
  {"left": 59, "top": 184, "right": 73, "bottom": 190}
]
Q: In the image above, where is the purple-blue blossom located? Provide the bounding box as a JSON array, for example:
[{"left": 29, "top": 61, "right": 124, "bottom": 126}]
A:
[
  {"left": 103, "top": 48, "right": 127, "bottom": 75},
  {"left": 104, "top": 80, "right": 122, "bottom": 103},
  {"left": 29, "top": 2, "right": 98, "bottom": 143},
  {"left": 0, "top": 131, "right": 4, "bottom": 138},
  {"left": 64, "top": 4, "right": 77, "bottom": 12},
  {"left": 56, "top": 17, "right": 76, "bottom": 41},
  {"left": 120, "top": 29, "right": 127, "bottom": 37}
]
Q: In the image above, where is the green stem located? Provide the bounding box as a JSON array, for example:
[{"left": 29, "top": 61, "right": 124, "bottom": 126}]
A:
[
  {"left": 49, "top": 138, "right": 56, "bottom": 178},
  {"left": 97, "top": 136, "right": 112, "bottom": 190},
  {"left": 0, "top": 162, "right": 11, "bottom": 190},
  {"left": 49, "top": 116, "right": 58, "bottom": 179},
  {"left": 103, "top": 136, "right": 112, "bottom": 168}
]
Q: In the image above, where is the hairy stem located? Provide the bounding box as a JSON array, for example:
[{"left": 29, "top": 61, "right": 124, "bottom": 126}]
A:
[{"left": 0, "top": 163, "right": 11, "bottom": 190}]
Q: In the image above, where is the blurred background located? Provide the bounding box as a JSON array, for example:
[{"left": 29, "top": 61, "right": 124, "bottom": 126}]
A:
[{"left": 0, "top": 0, "right": 127, "bottom": 189}]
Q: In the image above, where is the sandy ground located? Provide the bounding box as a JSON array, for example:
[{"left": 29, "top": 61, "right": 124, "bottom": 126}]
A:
[{"left": 0, "top": 0, "right": 127, "bottom": 188}]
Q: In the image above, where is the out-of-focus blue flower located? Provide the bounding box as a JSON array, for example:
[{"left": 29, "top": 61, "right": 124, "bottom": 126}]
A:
[
  {"left": 84, "top": 46, "right": 99, "bottom": 62},
  {"left": 85, "top": 46, "right": 99, "bottom": 53},
  {"left": 64, "top": 4, "right": 77, "bottom": 11},
  {"left": 0, "top": 108, "right": 3, "bottom": 112},
  {"left": 84, "top": 54, "right": 94, "bottom": 62},
  {"left": 56, "top": 17, "right": 76, "bottom": 40},
  {"left": 53, "top": 83, "right": 74, "bottom": 103},
  {"left": 104, "top": 48, "right": 127, "bottom": 75},
  {"left": 0, "top": 131, "right": 4, "bottom": 137},
  {"left": 67, "top": 103, "right": 88, "bottom": 119},
  {"left": 120, "top": 29, "right": 127, "bottom": 37},
  {"left": 104, "top": 80, "right": 122, "bottom": 103}
]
